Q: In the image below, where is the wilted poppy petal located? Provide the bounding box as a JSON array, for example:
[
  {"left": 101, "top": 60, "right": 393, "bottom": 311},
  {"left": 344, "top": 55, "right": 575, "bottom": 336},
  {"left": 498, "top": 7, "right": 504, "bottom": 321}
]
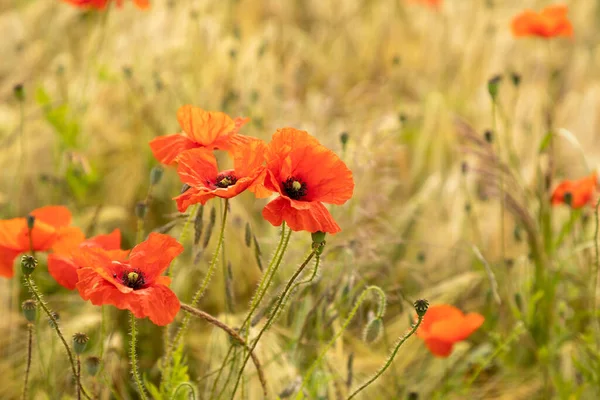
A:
[
  {"left": 48, "top": 254, "right": 79, "bottom": 290},
  {"left": 262, "top": 197, "right": 341, "bottom": 233},
  {"left": 128, "top": 232, "right": 183, "bottom": 280},
  {"left": 149, "top": 134, "right": 198, "bottom": 165}
]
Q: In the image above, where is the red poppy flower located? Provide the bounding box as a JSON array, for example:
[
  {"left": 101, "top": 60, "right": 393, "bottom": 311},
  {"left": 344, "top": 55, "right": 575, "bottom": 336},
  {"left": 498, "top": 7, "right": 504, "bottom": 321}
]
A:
[
  {"left": 407, "top": 0, "right": 442, "bottom": 9},
  {"left": 0, "top": 206, "right": 83, "bottom": 278},
  {"left": 149, "top": 105, "right": 251, "bottom": 165},
  {"left": 261, "top": 128, "right": 354, "bottom": 234},
  {"left": 174, "top": 139, "right": 269, "bottom": 211},
  {"left": 551, "top": 172, "right": 598, "bottom": 209},
  {"left": 417, "top": 304, "right": 484, "bottom": 357},
  {"left": 62, "top": 0, "right": 149, "bottom": 9},
  {"left": 75, "top": 233, "right": 183, "bottom": 326},
  {"left": 48, "top": 229, "right": 129, "bottom": 290},
  {"left": 511, "top": 5, "right": 573, "bottom": 38}
]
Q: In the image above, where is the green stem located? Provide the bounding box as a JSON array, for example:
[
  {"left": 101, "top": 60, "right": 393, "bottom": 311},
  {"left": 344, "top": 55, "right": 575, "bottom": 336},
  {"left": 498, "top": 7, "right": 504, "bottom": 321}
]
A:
[
  {"left": 298, "top": 286, "right": 387, "bottom": 397},
  {"left": 77, "top": 355, "right": 82, "bottom": 400},
  {"left": 129, "top": 313, "right": 148, "bottom": 400},
  {"left": 24, "top": 276, "right": 91, "bottom": 400},
  {"left": 347, "top": 314, "right": 424, "bottom": 399},
  {"left": 162, "top": 199, "right": 229, "bottom": 391},
  {"left": 22, "top": 323, "right": 33, "bottom": 400},
  {"left": 230, "top": 247, "right": 320, "bottom": 399},
  {"left": 593, "top": 197, "right": 600, "bottom": 350}
]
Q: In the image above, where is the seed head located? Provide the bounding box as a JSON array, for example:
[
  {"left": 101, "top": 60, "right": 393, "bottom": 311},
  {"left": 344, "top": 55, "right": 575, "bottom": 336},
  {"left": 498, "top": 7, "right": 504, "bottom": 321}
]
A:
[
  {"left": 21, "top": 255, "right": 37, "bottom": 276},
  {"left": 72, "top": 332, "right": 89, "bottom": 354},
  {"left": 414, "top": 299, "right": 429, "bottom": 318},
  {"left": 21, "top": 300, "right": 37, "bottom": 322}
]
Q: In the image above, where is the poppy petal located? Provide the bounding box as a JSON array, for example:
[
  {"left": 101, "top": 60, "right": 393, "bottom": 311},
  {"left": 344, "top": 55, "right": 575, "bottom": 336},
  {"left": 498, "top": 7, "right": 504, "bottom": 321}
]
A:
[
  {"left": 0, "top": 219, "right": 25, "bottom": 250},
  {"left": 30, "top": 206, "right": 72, "bottom": 229},
  {"left": 149, "top": 134, "right": 199, "bottom": 165},
  {"left": 418, "top": 304, "right": 464, "bottom": 338},
  {"left": 176, "top": 105, "right": 237, "bottom": 147},
  {"left": 138, "top": 284, "right": 181, "bottom": 326},
  {"left": 262, "top": 197, "right": 341, "bottom": 234},
  {"left": 76, "top": 268, "right": 142, "bottom": 313},
  {"left": 424, "top": 338, "right": 454, "bottom": 357},
  {"left": 51, "top": 226, "right": 86, "bottom": 255},
  {"left": 48, "top": 254, "right": 79, "bottom": 290},
  {"left": 176, "top": 148, "right": 219, "bottom": 187},
  {"left": 128, "top": 233, "right": 183, "bottom": 280},
  {"left": 0, "top": 247, "right": 20, "bottom": 278},
  {"left": 86, "top": 229, "right": 122, "bottom": 250}
]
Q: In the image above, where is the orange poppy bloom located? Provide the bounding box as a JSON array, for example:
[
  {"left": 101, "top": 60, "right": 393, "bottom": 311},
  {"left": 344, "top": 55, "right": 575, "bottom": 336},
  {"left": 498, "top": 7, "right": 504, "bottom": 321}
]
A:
[
  {"left": 417, "top": 304, "right": 484, "bottom": 357},
  {"left": 0, "top": 206, "right": 83, "bottom": 278},
  {"left": 48, "top": 229, "right": 129, "bottom": 290},
  {"left": 62, "top": 0, "right": 149, "bottom": 9},
  {"left": 150, "top": 105, "right": 251, "bottom": 165},
  {"left": 75, "top": 233, "right": 183, "bottom": 326},
  {"left": 511, "top": 5, "right": 573, "bottom": 38},
  {"left": 174, "top": 139, "right": 270, "bottom": 211},
  {"left": 261, "top": 128, "right": 354, "bottom": 234},
  {"left": 551, "top": 172, "right": 598, "bottom": 209},
  {"left": 407, "top": 0, "right": 442, "bottom": 9}
]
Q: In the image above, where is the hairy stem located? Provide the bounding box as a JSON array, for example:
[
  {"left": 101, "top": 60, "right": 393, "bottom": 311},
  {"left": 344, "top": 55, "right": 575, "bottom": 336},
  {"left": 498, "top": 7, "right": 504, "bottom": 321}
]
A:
[
  {"left": 180, "top": 304, "right": 268, "bottom": 397},
  {"left": 347, "top": 314, "right": 424, "bottom": 399},
  {"left": 76, "top": 355, "right": 82, "bottom": 400},
  {"left": 230, "top": 247, "right": 320, "bottom": 399},
  {"left": 24, "top": 276, "right": 91, "bottom": 400},
  {"left": 594, "top": 197, "right": 600, "bottom": 349},
  {"left": 129, "top": 313, "right": 148, "bottom": 400},
  {"left": 21, "top": 323, "right": 33, "bottom": 400}
]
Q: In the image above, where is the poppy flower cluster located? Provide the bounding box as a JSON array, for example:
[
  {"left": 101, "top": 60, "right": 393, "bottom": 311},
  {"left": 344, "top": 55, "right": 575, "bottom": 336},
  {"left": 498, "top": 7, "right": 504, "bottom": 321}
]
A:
[
  {"left": 511, "top": 5, "right": 573, "bottom": 38},
  {"left": 62, "top": 0, "right": 150, "bottom": 10},
  {"left": 551, "top": 172, "right": 598, "bottom": 209},
  {"left": 156, "top": 105, "right": 355, "bottom": 234},
  {"left": 417, "top": 304, "right": 484, "bottom": 357}
]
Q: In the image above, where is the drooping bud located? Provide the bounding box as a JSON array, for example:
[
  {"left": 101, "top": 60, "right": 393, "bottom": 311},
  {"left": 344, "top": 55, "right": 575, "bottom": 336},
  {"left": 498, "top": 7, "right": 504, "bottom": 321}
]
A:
[
  {"left": 340, "top": 132, "right": 349, "bottom": 149},
  {"left": 14, "top": 83, "right": 25, "bottom": 102},
  {"left": 85, "top": 356, "right": 101, "bottom": 377},
  {"left": 363, "top": 317, "right": 384, "bottom": 344},
  {"left": 414, "top": 299, "right": 429, "bottom": 318},
  {"left": 72, "top": 332, "right": 89, "bottom": 354},
  {"left": 21, "top": 255, "right": 37, "bottom": 276},
  {"left": 311, "top": 231, "right": 326, "bottom": 255},
  {"left": 244, "top": 222, "right": 252, "bottom": 247},
  {"left": 150, "top": 166, "right": 164, "bottom": 185},
  {"left": 21, "top": 300, "right": 37, "bottom": 322},
  {"left": 26, "top": 214, "right": 35, "bottom": 230},
  {"left": 135, "top": 202, "right": 147, "bottom": 219}
]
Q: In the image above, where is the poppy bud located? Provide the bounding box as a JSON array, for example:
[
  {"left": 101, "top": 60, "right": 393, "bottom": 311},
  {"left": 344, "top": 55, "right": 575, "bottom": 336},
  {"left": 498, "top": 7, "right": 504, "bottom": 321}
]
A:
[
  {"left": 340, "top": 132, "right": 349, "bottom": 148},
  {"left": 72, "top": 332, "right": 89, "bottom": 355},
  {"left": 150, "top": 166, "right": 164, "bottom": 185},
  {"left": 363, "top": 317, "right": 384, "bottom": 344},
  {"left": 414, "top": 299, "right": 429, "bottom": 318},
  {"left": 563, "top": 192, "right": 573, "bottom": 206},
  {"left": 465, "top": 203, "right": 472, "bottom": 213},
  {"left": 21, "top": 300, "right": 37, "bottom": 323},
  {"left": 26, "top": 214, "right": 35, "bottom": 230},
  {"left": 21, "top": 255, "right": 37, "bottom": 276},
  {"left": 510, "top": 72, "right": 521, "bottom": 87},
  {"left": 311, "top": 231, "right": 326, "bottom": 246},
  {"left": 487, "top": 75, "right": 502, "bottom": 100},
  {"left": 48, "top": 312, "right": 60, "bottom": 328},
  {"left": 245, "top": 222, "right": 252, "bottom": 247},
  {"left": 85, "top": 356, "right": 101, "bottom": 377},
  {"left": 135, "top": 202, "right": 147, "bottom": 219},
  {"left": 14, "top": 83, "right": 25, "bottom": 101},
  {"left": 484, "top": 130, "right": 493, "bottom": 143}
]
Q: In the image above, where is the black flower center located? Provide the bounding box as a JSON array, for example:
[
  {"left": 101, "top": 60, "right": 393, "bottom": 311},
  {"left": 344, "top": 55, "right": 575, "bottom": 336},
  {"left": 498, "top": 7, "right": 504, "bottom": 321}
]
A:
[
  {"left": 216, "top": 173, "right": 238, "bottom": 188},
  {"left": 119, "top": 269, "right": 146, "bottom": 290},
  {"left": 283, "top": 177, "right": 307, "bottom": 200}
]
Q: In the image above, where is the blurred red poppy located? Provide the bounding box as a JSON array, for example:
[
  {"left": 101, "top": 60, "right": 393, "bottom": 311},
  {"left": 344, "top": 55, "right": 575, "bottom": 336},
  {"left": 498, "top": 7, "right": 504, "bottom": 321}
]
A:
[
  {"left": 0, "top": 206, "right": 83, "bottom": 278},
  {"left": 551, "top": 172, "right": 598, "bottom": 209},
  {"left": 511, "top": 5, "right": 573, "bottom": 38},
  {"left": 48, "top": 229, "right": 129, "bottom": 290},
  {"left": 417, "top": 304, "right": 484, "bottom": 357},
  {"left": 150, "top": 105, "right": 251, "bottom": 165},
  {"left": 174, "top": 139, "right": 269, "bottom": 211},
  {"left": 62, "top": 0, "right": 150, "bottom": 9},
  {"left": 261, "top": 128, "right": 354, "bottom": 234},
  {"left": 407, "top": 0, "right": 442, "bottom": 9},
  {"left": 75, "top": 233, "right": 183, "bottom": 326}
]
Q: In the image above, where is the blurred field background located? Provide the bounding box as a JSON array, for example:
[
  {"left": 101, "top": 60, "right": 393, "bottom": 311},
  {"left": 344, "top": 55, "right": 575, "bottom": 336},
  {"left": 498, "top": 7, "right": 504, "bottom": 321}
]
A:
[{"left": 2, "top": 0, "right": 600, "bottom": 399}]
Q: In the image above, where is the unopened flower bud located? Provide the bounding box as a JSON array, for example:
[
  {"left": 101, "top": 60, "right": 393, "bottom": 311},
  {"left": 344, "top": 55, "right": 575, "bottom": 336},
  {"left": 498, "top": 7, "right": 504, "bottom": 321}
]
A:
[
  {"left": 340, "top": 132, "right": 349, "bottom": 148},
  {"left": 135, "top": 202, "right": 147, "bottom": 219},
  {"left": 484, "top": 130, "right": 493, "bottom": 143},
  {"left": 363, "top": 317, "right": 384, "bottom": 344},
  {"left": 487, "top": 75, "right": 502, "bottom": 100},
  {"left": 511, "top": 72, "right": 521, "bottom": 87},
  {"left": 85, "top": 356, "right": 101, "bottom": 376},
  {"left": 21, "top": 300, "right": 37, "bottom": 322},
  {"left": 72, "top": 332, "right": 89, "bottom": 354},
  {"left": 414, "top": 299, "right": 429, "bottom": 318},
  {"left": 14, "top": 84, "right": 25, "bottom": 101},
  {"left": 26, "top": 215, "right": 35, "bottom": 230},
  {"left": 21, "top": 255, "right": 37, "bottom": 276},
  {"left": 150, "top": 166, "right": 164, "bottom": 185}
]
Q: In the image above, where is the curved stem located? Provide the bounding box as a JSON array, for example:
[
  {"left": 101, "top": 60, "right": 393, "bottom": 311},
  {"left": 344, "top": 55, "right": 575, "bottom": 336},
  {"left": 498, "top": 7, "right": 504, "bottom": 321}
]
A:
[
  {"left": 24, "top": 276, "right": 91, "bottom": 400},
  {"left": 180, "top": 304, "right": 268, "bottom": 397},
  {"left": 22, "top": 323, "right": 33, "bottom": 400},
  {"left": 162, "top": 199, "right": 229, "bottom": 390},
  {"left": 129, "top": 313, "right": 148, "bottom": 400},
  {"left": 172, "top": 382, "right": 196, "bottom": 400},
  {"left": 298, "top": 286, "right": 387, "bottom": 396},
  {"left": 347, "top": 315, "right": 424, "bottom": 399},
  {"left": 230, "top": 247, "right": 319, "bottom": 399}
]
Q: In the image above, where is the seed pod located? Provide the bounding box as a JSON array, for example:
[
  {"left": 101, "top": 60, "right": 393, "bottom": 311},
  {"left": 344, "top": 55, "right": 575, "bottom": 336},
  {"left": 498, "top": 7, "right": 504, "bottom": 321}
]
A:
[
  {"left": 414, "top": 299, "right": 429, "bottom": 318},
  {"left": 21, "top": 300, "right": 37, "bottom": 322},
  {"left": 85, "top": 356, "right": 101, "bottom": 376},
  {"left": 72, "top": 332, "right": 89, "bottom": 354},
  {"left": 21, "top": 255, "right": 37, "bottom": 276},
  {"left": 26, "top": 215, "right": 35, "bottom": 230},
  {"left": 14, "top": 83, "right": 25, "bottom": 101},
  {"left": 150, "top": 166, "right": 164, "bottom": 185},
  {"left": 135, "top": 202, "right": 147, "bottom": 219},
  {"left": 487, "top": 75, "right": 502, "bottom": 100}
]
